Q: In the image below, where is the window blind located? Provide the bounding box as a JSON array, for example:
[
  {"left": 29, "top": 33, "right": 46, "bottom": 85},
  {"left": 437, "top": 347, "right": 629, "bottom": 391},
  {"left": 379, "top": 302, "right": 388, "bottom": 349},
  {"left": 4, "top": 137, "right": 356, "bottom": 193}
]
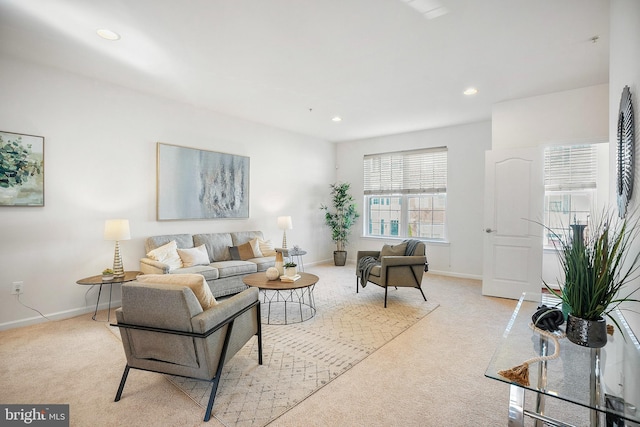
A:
[
  {"left": 363, "top": 147, "right": 447, "bottom": 195},
  {"left": 544, "top": 145, "right": 597, "bottom": 191}
]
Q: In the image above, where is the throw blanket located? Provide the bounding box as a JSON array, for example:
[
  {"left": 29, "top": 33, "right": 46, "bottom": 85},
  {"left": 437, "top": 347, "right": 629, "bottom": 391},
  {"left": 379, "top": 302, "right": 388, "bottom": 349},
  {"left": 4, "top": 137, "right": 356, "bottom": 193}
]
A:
[
  {"left": 358, "top": 256, "right": 379, "bottom": 288},
  {"left": 358, "top": 239, "right": 424, "bottom": 287}
]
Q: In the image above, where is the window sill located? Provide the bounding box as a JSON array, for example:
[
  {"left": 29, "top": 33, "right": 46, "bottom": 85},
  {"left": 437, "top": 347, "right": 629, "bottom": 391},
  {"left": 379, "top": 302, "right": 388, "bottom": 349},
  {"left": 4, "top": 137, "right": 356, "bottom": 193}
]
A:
[{"left": 361, "top": 235, "right": 450, "bottom": 246}]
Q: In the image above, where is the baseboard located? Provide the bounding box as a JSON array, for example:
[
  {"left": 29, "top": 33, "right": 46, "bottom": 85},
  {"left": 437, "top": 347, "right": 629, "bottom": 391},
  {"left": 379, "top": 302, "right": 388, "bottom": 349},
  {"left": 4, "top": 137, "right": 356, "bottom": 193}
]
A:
[
  {"left": 427, "top": 270, "right": 482, "bottom": 281},
  {"left": 0, "top": 300, "right": 121, "bottom": 331}
]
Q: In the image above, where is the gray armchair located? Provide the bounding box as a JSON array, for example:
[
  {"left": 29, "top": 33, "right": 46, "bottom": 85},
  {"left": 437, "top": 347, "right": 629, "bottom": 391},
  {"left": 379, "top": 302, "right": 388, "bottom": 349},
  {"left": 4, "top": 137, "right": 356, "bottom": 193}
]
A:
[
  {"left": 113, "top": 281, "right": 262, "bottom": 422},
  {"left": 356, "top": 240, "right": 428, "bottom": 307}
]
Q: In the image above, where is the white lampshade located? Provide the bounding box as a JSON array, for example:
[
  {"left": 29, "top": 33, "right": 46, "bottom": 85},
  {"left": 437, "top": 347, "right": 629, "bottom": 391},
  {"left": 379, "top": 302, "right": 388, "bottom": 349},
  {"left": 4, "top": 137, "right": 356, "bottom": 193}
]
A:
[
  {"left": 277, "top": 216, "right": 293, "bottom": 230},
  {"left": 104, "top": 219, "right": 131, "bottom": 241}
]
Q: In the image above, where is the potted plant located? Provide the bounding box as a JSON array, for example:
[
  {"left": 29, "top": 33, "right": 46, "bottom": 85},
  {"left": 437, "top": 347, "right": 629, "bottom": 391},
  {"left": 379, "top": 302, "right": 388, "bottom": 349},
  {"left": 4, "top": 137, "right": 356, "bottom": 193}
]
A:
[
  {"left": 284, "top": 262, "right": 297, "bottom": 277},
  {"left": 102, "top": 268, "right": 115, "bottom": 281},
  {"left": 544, "top": 210, "right": 640, "bottom": 347},
  {"left": 320, "top": 182, "right": 360, "bottom": 266}
]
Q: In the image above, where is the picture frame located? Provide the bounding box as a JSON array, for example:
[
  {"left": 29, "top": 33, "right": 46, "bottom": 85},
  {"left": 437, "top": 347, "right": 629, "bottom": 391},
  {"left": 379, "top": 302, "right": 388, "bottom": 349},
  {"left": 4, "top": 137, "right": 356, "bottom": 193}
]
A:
[
  {"left": 0, "top": 130, "right": 45, "bottom": 207},
  {"left": 157, "top": 143, "right": 250, "bottom": 220}
]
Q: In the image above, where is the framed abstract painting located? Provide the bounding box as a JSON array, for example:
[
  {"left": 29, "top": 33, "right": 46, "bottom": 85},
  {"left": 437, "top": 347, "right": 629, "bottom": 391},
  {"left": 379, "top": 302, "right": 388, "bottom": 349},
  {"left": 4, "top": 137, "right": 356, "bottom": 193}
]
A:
[
  {"left": 157, "top": 143, "right": 250, "bottom": 220},
  {"left": 0, "top": 130, "right": 44, "bottom": 207}
]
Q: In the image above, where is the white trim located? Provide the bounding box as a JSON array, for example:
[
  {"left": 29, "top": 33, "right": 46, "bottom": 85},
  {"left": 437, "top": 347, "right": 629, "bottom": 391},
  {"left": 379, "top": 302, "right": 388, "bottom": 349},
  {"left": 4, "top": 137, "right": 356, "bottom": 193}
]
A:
[{"left": 0, "top": 300, "right": 121, "bottom": 331}]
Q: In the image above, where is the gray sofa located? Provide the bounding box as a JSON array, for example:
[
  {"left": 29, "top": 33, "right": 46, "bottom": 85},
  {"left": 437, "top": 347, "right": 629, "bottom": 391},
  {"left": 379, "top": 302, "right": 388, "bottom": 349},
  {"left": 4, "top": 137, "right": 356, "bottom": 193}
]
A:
[{"left": 140, "top": 231, "right": 275, "bottom": 298}]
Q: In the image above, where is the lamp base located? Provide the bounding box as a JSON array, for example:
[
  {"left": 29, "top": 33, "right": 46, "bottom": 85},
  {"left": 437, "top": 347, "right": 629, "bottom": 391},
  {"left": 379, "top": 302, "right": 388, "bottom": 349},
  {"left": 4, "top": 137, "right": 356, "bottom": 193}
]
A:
[{"left": 113, "top": 241, "right": 125, "bottom": 278}]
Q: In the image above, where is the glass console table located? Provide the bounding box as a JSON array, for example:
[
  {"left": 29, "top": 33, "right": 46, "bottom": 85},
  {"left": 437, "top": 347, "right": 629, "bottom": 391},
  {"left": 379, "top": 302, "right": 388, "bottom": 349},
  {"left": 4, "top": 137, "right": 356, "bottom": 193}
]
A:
[{"left": 485, "top": 293, "right": 639, "bottom": 427}]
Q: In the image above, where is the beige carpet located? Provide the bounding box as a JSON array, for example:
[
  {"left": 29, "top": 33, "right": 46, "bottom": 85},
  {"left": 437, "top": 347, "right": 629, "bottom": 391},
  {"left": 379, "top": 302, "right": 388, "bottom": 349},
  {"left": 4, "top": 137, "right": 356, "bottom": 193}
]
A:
[{"left": 163, "top": 274, "right": 439, "bottom": 427}]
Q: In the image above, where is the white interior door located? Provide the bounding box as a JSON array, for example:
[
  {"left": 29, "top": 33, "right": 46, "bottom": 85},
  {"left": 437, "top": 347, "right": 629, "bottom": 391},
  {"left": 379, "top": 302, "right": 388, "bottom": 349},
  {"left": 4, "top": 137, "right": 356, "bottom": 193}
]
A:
[{"left": 482, "top": 148, "right": 544, "bottom": 299}]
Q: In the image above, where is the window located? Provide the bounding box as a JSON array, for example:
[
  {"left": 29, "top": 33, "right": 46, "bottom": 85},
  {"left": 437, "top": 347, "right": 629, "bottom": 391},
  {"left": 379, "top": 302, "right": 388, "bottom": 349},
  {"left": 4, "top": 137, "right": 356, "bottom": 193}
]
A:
[
  {"left": 363, "top": 147, "right": 447, "bottom": 240},
  {"left": 543, "top": 144, "right": 597, "bottom": 246}
]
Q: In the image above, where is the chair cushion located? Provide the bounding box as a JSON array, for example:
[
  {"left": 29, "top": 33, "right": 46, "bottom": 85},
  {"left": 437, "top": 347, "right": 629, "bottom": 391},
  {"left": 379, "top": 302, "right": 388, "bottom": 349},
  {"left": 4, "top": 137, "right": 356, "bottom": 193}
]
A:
[
  {"left": 136, "top": 274, "right": 217, "bottom": 309},
  {"left": 379, "top": 242, "right": 407, "bottom": 258}
]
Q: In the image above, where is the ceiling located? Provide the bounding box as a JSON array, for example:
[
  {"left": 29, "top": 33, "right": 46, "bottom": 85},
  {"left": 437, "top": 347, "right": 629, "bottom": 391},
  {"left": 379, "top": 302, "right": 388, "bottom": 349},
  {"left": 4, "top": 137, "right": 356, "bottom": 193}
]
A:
[{"left": 0, "top": 0, "right": 610, "bottom": 142}]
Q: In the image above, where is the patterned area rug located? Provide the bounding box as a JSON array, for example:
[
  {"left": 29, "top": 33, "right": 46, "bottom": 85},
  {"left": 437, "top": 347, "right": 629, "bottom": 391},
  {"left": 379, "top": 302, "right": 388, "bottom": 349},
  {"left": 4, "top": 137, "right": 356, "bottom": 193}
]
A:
[{"left": 166, "top": 268, "right": 439, "bottom": 427}]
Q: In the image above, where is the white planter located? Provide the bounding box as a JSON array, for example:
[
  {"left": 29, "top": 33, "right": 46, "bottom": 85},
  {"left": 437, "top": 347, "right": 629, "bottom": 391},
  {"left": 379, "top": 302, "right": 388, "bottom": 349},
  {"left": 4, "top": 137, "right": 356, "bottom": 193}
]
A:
[{"left": 285, "top": 267, "right": 297, "bottom": 277}]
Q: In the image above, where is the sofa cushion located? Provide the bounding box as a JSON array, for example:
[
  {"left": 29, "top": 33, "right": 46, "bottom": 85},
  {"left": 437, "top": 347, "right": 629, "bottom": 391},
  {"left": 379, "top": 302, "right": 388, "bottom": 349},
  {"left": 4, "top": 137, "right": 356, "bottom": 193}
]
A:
[
  {"left": 145, "top": 234, "right": 194, "bottom": 253},
  {"left": 171, "top": 265, "right": 219, "bottom": 281},
  {"left": 135, "top": 273, "right": 217, "bottom": 310},
  {"left": 251, "top": 256, "right": 276, "bottom": 272},
  {"left": 231, "top": 231, "right": 264, "bottom": 246},
  {"left": 193, "top": 233, "right": 233, "bottom": 262},
  {"left": 146, "top": 241, "right": 183, "bottom": 270},
  {"left": 210, "top": 261, "right": 257, "bottom": 278},
  {"left": 177, "top": 244, "right": 210, "bottom": 267}
]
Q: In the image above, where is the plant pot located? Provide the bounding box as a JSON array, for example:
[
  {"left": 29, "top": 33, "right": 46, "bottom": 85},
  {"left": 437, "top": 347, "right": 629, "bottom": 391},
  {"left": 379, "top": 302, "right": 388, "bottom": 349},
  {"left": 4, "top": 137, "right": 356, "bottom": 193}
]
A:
[
  {"left": 333, "top": 251, "right": 347, "bottom": 266},
  {"left": 102, "top": 275, "right": 114, "bottom": 281},
  {"left": 565, "top": 314, "right": 607, "bottom": 348},
  {"left": 285, "top": 266, "right": 297, "bottom": 277}
]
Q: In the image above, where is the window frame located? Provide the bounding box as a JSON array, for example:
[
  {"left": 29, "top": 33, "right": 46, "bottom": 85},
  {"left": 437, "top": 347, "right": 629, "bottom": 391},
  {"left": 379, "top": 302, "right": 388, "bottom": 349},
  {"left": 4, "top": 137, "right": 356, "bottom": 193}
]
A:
[{"left": 363, "top": 147, "right": 448, "bottom": 241}]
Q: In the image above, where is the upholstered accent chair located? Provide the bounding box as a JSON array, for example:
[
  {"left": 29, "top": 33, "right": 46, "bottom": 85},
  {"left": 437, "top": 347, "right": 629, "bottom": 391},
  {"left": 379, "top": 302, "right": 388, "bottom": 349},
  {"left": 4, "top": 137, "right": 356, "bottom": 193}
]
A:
[
  {"left": 113, "top": 279, "right": 262, "bottom": 422},
  {"left": 356, "top": 240, "right": 428, "bottom": 307}
]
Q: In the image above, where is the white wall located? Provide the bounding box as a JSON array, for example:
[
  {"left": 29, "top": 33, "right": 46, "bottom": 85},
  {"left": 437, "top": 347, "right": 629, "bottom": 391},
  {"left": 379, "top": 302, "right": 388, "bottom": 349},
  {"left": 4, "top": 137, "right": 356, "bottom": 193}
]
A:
[
  {"left": 492, "top": 84, "right": 609, "bottom": 150},
  {"left": 610, "top": 0, "right": 640, "bottom": 335},
  {"left": 0, "top": 56, "right": 336, "bottom": 330},
  {"left": 335, "top": 121, "right": 492, "bottom": 279}
]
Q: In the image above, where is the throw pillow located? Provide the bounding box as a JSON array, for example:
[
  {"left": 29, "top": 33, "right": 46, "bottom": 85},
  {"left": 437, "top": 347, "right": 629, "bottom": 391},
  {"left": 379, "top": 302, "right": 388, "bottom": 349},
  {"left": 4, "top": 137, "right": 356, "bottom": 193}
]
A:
[
  {"left": 146, "top": 240, "right": 183, "bottom": 270},
  {"left": 249, "top": 238, "right": 263, "bottom": 258},
  {"left": 229, "top": 241, "right": 255, "bottom": 261},
  {"left": 257, "top": 238, "right": 276, "bottom": 256},
  {"left": 177, "top": 244, "right": 210, "bottom": 267},
  {"left": 379, "top": 242, "right": 408, "bottom": 258},
  {"left": 136, "top": 274, "right": 217, "bottom": 310}
]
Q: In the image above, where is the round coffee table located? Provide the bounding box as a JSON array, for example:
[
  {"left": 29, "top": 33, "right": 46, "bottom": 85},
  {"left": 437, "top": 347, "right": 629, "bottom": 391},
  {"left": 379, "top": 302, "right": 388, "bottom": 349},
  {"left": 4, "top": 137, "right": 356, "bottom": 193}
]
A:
[{"left": 243, "top": 272, "right": 319, "bottom": 325}]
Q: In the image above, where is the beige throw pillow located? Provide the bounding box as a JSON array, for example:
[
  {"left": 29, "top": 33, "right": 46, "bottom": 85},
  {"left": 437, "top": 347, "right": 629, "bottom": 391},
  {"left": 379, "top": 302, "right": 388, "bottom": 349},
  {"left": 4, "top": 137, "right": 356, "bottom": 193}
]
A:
[
  {"left": 136, "top": 274, "right": 217, "bottom": 310},
  {"left": 146, "top": 241, "right": 183, "bottom": 270},
  {"left": 249, "top": 238, "right": 263, "bottom": 258},
  {"left": 177, "top": 244, "right": 210, "bottom": 267},
  {"left": 257, "top": 238, "right": 276, "bottom": 256},
  {"left": 379, "top": 242, "right": 408, "bottom": 258}
]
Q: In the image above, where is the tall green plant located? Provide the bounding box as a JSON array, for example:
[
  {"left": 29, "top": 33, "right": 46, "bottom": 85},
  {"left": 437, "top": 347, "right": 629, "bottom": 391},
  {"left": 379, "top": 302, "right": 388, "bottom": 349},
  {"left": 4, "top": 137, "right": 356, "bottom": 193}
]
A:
[
  {"left": 544, "top": 210, "right": 640, "bottom": 330},
  {"left": 320, "top": 182, "right": 360, "bottom": 251}
]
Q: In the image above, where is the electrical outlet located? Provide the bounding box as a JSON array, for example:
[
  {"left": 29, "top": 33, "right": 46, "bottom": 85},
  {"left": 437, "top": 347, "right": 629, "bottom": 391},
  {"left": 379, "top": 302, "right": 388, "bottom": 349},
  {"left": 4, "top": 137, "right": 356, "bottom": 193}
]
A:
[{"left": 11, "top": 281, "right": 23, "bottom": 295}]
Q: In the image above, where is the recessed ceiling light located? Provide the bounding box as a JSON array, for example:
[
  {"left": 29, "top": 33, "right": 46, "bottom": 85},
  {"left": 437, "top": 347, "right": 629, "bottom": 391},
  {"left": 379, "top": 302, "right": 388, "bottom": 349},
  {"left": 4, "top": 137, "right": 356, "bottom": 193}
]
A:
[
  {"left": 332, "top": 116, "right": 342, "bottom": 122},
  {"left": 96, "top": 29, "right": 120, "bottom": 41},
  {"left": 463, "top": 88, "right": 478, "bottom": 96}
]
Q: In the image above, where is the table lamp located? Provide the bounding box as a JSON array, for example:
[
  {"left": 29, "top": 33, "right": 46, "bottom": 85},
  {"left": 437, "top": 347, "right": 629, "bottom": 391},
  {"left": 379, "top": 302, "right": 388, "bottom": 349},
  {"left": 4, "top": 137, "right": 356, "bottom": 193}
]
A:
[
  {"left": 277, "top": 216, "right": 293, "bottom": 249},
  {"left": 104, "top": 219, "right": 131, "bottom": 277}
]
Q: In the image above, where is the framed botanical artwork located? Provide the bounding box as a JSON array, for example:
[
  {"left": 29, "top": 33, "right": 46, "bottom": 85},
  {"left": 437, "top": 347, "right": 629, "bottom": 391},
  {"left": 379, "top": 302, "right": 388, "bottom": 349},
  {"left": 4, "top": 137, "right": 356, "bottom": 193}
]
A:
[
  {"left": 0, "top": 130, "right": 44, "bottom": 207},
  {"left": 157, "top": 143, "right": 250, "bottom": 220}
]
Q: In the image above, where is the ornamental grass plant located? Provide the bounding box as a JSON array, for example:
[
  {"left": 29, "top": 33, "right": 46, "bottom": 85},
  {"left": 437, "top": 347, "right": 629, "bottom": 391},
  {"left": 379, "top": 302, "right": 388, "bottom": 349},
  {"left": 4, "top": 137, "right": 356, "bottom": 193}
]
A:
[{"left": 545, "top": 209, "right": 640, "bottom": 332}]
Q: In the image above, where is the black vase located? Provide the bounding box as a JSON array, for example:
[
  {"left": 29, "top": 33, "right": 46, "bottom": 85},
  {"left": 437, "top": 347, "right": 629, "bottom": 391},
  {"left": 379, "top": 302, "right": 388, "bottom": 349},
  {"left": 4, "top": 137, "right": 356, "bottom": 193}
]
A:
[
  {"left": 333, "top": 251, "right": 347, "bottom": 266},
  {"left": 565, "top": 314, "right": 607, "bottom": 348}
]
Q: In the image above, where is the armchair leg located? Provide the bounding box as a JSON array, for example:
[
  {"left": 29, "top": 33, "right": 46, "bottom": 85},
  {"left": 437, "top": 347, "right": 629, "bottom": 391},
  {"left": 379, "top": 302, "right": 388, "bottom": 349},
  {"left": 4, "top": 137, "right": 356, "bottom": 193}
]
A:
[
  {"left": 257, "top": 303, "right": 263, "bottom": 365},
  {"left": 418, "top": 286, "right": 427, "bottom": 302},
  {"left": 114, "top": 365, "right": 130, "bottom": 402},
  {"left": 356, "top": 276, "right": 359, "bottom": 293},
  {"left": 384, "top": 286, "right": 388, "bottom": 308}
]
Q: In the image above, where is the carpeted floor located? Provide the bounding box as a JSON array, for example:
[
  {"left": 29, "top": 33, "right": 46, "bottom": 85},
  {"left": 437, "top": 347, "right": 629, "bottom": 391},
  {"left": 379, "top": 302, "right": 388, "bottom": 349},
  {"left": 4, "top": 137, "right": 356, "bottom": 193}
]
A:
[{"left": 162, "top": 275, "right": 439, "bottom": 427}]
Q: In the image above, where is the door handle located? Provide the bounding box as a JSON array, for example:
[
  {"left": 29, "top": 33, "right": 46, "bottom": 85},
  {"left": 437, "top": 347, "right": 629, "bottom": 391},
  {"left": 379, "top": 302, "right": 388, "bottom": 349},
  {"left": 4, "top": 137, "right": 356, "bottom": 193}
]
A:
[{"left": 485, "top": 228, "right": 496, "bottom": 233}]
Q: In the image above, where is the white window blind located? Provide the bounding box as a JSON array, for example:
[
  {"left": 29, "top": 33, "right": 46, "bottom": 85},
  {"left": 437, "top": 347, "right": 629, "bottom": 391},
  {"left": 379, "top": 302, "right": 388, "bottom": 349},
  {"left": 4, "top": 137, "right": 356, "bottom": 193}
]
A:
[
  {"left": 544, "top": 145, "right": 597, "bottom": 191},
  {"left": 364, "top": 147, "right": 447, "bottom": 195}
]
